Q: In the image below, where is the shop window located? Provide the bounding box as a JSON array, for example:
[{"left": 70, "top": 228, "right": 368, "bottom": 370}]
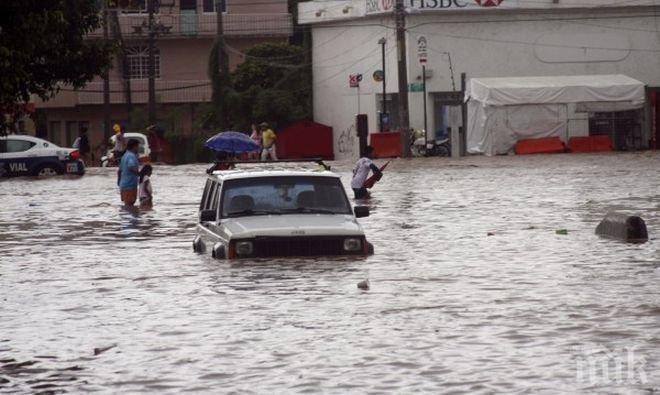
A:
[
  {"left": 203, "top": 0, "right": 227, "bottom": 13},
  {"left": 120, "top": 0, "right": 148, "bottom": 14},
  {"left": 589, "top": 110, "right": 642, "bottom": 150},
  {"left": 124, "top": 46, "right": 161, "bottom": 80}
]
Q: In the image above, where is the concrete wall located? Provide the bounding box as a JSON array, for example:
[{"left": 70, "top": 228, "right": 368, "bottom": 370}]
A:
[{"left": 308, "top": 6, "right": 660, "bottom": 159}]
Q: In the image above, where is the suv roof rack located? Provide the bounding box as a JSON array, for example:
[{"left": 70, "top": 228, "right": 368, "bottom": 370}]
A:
[{"left": 210, "top": 158, "right": 331, "bottom": 172}]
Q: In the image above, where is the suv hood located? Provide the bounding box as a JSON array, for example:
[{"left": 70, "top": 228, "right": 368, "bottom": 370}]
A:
[{"left": 221, "top": 214, "right": 364, "bottom": 238}]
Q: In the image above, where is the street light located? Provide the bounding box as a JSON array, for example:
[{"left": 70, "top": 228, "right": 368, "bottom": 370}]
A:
[{"left": 378, "top": 37, "right": 386, "bottom": 132}]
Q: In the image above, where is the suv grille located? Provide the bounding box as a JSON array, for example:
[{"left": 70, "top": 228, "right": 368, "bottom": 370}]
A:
[{"left": 252, "top": 236, "right": 360, "bottom": 258}]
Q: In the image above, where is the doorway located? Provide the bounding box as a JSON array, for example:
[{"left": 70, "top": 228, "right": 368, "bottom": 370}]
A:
[{"left": 432, "top": 91, "right": 462, "bottom": 156}]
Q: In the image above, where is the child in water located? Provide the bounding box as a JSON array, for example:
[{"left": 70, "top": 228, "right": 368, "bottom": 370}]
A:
[{"left": 138, "top": 164, "right": 153, "bottom": 207}]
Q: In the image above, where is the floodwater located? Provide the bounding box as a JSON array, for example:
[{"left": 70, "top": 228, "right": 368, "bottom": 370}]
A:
[{"left": 1, "top": 152, "right": 660, "bottom": 394}]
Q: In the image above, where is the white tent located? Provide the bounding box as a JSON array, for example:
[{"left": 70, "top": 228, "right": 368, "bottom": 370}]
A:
[{"left": 465, "top": 75, "right": 646, "bottom": 155}]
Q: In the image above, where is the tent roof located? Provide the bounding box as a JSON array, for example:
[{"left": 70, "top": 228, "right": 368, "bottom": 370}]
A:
[{"left": 466, "top": 74, "right": 645, "bottom": 107}]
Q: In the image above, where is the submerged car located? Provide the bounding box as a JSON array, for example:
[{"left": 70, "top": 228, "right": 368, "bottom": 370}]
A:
[
  {"left": 0, "top": 135, "right": 85, "bottom": 177},
  {"left": 193, "top": 168, "right": 374, "bottom": 259}
]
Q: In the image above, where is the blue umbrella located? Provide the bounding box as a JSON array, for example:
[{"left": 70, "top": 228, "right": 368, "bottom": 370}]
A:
[{"left": 205, "top": 131, "right": 260, "bottom": 153}]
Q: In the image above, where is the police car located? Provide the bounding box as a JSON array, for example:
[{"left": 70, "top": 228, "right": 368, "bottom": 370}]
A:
[
  {"left": 0, "top": 135, "right": 85, "bottom": 177},
  {"left": 193, "top": 164, "right": 374, "bottom": 259}
]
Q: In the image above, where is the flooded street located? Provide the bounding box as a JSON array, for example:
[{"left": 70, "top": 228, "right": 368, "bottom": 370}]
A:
[{"left": 1, "top": 152, "right": 660, "bottom": 393}]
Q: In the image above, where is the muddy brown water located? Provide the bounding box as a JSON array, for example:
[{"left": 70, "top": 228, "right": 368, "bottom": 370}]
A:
[{"left": 1, "top": 153, "right": 659, "bottom": 393}]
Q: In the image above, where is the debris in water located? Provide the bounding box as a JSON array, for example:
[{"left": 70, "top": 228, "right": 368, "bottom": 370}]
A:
[
  {"left": 555, "top": 229, "right": 568, "bottom": 235},
  {"left": 93, "top": 344, "right": 116, "bottom": 356},
  {"left": 487, "top": 232, "right": 495, "bottom": 236},
  {"left": 357, "top": 279, "right": 370, "bottom": 290}
]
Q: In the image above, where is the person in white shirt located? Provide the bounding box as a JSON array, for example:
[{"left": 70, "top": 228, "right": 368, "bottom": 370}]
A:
[
  {"left": 138, "top": 164, "right": 153, "bottom": 207},
  {"left": 350, "top": 146, "right": 382, "bottom": 199}
]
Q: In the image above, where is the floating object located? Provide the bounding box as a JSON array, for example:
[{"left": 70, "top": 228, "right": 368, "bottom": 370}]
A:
[
  {"left": 205, "top": 131, "right": 260, "bottom": 153},
  {"left": 596, "top": 213, "right": 648, "bottom": 243},
  {"left": 487, "top": 232, "right": 495, "bottom": 236},
  {"left": 357, "top": 279, "right": 370, "bottom": 290},
  {"left": 514, "top": 136, "right": 565, "bottom": 155},
  {"left": 568, "top": 135, "right": 613, "bottom": 153},
  {"left": 555, "top": 229, "right": 568, "bottom": 235},
  {"left": 93, "top": 344, "right": 117, "bottom": 356}
]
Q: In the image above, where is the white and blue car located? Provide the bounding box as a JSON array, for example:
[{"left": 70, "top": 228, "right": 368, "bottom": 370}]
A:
[{"left": 0, "top": 135, "right": 85, "bottom": 177}]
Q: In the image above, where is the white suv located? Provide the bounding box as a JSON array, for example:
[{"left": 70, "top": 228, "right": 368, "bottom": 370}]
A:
[{"left": 193, "top": 168, "right": 373, "bottom": 259}]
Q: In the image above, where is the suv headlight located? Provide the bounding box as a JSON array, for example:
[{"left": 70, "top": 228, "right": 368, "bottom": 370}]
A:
[
  {"left": 235, "top": 241, "right": 254, "bottom": 256},
  {"left": 343, "top": 238, "right": 362, "bottom": 252}
]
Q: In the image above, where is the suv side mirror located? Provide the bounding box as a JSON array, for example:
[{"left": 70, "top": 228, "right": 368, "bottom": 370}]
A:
[
  {"left": 354, "top": 206, "right": 370, "bottom": 218},
  {"left": 200, "top": 209, "right": 217, "bottom": 223}
]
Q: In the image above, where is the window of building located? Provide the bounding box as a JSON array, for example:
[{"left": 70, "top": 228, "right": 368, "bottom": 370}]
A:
[
  {"left": 203, "top": 0, "right": 227, "bottom": 13},
  {"left": 125, "top": 46, "right": 161, "bottom": 79},
  {"left": 120, "top": 0, "right": 149, "bottom": 14}
]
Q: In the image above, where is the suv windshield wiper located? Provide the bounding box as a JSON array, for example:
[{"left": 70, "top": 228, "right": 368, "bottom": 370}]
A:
[
  {"left": 284, "top": 207, "right": 338, "bottom": 214},
  {"left": 226, "top": 209, "right": 282, "bottom": 217}
]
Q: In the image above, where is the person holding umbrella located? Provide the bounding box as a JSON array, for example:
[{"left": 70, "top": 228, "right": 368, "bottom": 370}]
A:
[{"left": 204, "top": 130, "right": 261, "bottom": 173}]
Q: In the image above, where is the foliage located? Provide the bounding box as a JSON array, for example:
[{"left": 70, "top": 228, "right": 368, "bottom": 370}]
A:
[
  {"left": 0, "top": 0, "right": 114, "bottom": 134},
  {"left": 223, "top": 42, "right": 312, "bottom": 131}
]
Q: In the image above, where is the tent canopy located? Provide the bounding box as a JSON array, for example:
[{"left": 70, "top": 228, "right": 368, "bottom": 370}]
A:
[
  {"left": 465, "top": 74, "right": 646, "bottom": 156},
  {"left": 466, "top": 74, "right": 646, "bottom": 107}
]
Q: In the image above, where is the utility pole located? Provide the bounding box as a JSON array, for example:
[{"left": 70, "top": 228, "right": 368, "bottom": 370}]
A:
[
  {"left": 378, "top": 37, "right": 386, "bottom": 132},
  {"left": 395, "top": 0, "right": 410, "bottom": 157},
  {"left": 102, "top": 7, "right": 111, "bottom": 140},
  {"left": 215, "top": 0, "right": 227, "bottom": 126},
  {"left": 147, "top": 0, "right": 156, "bottom": 125},
  {"left": 215, "top": 0, "right": 226, "bottom": 77}
]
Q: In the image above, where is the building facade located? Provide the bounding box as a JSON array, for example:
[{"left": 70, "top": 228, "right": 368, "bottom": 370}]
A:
[
  {"left": 299, "top": 0, "right": 660, "bottom": 159},
  {"left": 35, "top": 0, "right": 292, "bottom": 151}
]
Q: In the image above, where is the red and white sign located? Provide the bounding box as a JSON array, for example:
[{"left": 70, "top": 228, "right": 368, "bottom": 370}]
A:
[
  {"left": 349, "top": 73, "right": 363, "bottom": 88},
  {"left": 417, "top": 36, "right": 428, "bottom": 65}
]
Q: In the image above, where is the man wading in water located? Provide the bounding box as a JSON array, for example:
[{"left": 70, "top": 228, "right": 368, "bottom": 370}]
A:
[
  {"left": 351, "top": 146, "right": 382, "bottom": 199},
  {"left": 118, "top": 139, "right": 141, "bottom": 206}
]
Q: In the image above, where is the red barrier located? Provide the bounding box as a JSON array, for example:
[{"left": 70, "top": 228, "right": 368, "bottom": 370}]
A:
[
  {"left": 277, "top": 120, "right": 334, "bottom": 160},
  {"left": 514, "top": 136, "right": 565, "bottom": 155},
  {"left": 370, "top": 132, "right": 401, "bottom": 158},
  {"left": 568, "top": 135, "right": 613, "bottom": 153}
]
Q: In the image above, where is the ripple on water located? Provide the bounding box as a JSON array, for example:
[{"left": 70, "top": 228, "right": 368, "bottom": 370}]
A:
[{"left": 1, "top": 155, "right": 660, "bottom": 392}]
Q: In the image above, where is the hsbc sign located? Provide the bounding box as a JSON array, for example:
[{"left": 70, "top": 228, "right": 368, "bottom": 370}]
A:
[{"left": 366, "top": 0, "right": 506, "bottom": 14}]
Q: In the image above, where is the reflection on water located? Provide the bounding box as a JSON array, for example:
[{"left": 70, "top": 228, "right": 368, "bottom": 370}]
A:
[{"left": 1, "top": 154, "right": 660, "bottom": 393}]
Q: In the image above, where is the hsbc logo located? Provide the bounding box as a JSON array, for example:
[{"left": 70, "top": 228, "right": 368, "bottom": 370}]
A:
[
  {"left": 367, "top": 0, "right": 504, "bottom": 14},
  {"left": 406, "top": 0, "right": 504, "bottom": 10}
]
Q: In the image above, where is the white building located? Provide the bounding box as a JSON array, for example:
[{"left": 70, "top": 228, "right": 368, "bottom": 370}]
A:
[{"left": 298, "top": 0, "right": 660, "bottom": 158}]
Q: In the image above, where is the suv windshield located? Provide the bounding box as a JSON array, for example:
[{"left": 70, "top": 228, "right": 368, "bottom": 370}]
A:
[{"left": 220, "top": 176, "right": 352, "bottom": 218}]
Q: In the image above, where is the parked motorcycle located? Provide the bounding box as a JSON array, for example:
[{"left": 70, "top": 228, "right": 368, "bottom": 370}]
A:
[{"left": 410, "top": 129, "right": 451, "bottom": 157}]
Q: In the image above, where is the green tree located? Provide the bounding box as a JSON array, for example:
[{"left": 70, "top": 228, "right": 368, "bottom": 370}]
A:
[
  {"left": 228, "top": 42, "right": 311, "bottom": 130},
  {"left": 0, "top": 0, "right": 113, "bottom": 135}
]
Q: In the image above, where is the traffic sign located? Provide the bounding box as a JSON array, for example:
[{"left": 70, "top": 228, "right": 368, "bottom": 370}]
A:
[
  {"left": 349, "top": 73, "right": 362, "bottom": 88},
  {"left": 417, "top": 36, "right": 428, "bottom": 65}
]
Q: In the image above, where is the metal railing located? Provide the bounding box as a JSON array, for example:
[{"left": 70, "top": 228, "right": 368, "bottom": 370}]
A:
[{"left": 87, "top": 13, "right": 292, "bottom": 38}]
